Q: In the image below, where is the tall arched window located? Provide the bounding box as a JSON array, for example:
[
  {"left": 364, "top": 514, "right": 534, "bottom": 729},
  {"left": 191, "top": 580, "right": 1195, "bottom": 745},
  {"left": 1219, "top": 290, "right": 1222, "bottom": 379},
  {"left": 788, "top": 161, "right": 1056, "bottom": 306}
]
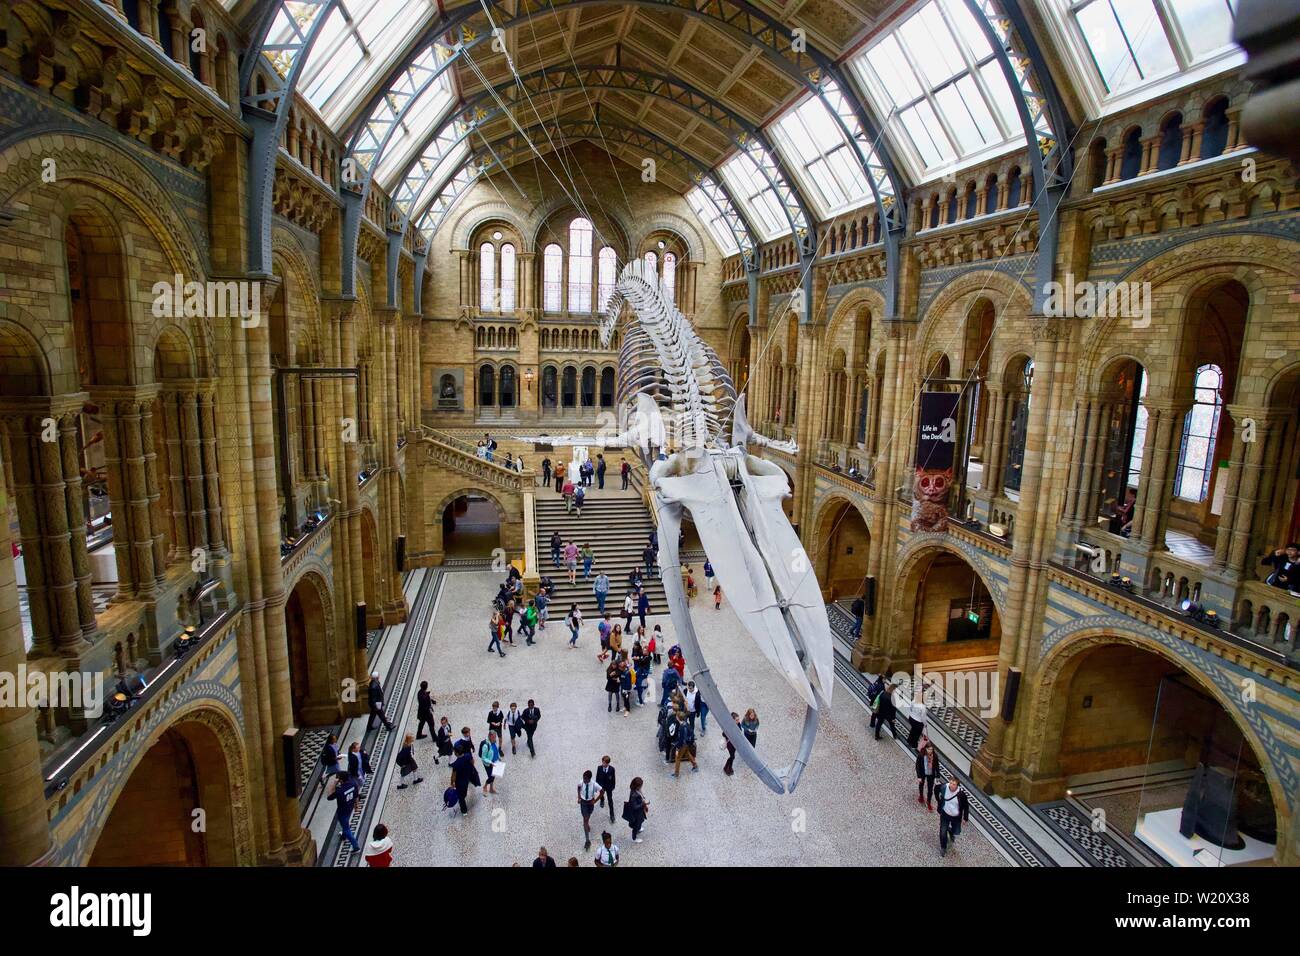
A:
[
  {"left": 598, "top": 247, "right": 617, "bottom": 310},
  {"left": 543, "top": 243, "right": 563, "bottom": 312},
  {"left": 478, "top": 364, "right": 495, "bottom": 407},
  {"left": 561, "top": 366, "right": 577, "bottom": 407},
  {"left": 581, "top": 366, "right": 597, "bottom": 407},
  {"left": 1176, "top": 364, "right": 1224, "bottom": 502},
  {"left": 1003, "top": 359, "right": 1033, "bottom": 494},
  {"left": 568, "top": 218, "right": 593, "bottom": 312},
  {"left": 499, "top": 243, "right": 516, "bottom": 311},
  {"left": 479, "top": 242, "right": 496, "bottom": 311},
  {"left": 644, "top": 251, "right": 657, "bottom": 275},
  {"left": 541, "top": 365, "right": 558, "bottom": 409},
  {"left": 499, "top": 365, "right": 517, "bottom": 408},
  {"left": 662, "top": 252, "right": 676, "bottom": 303},
  {"left": 600, "top": 366, "right": 616, "bottom": 407},
  {"left": 1128, "top": 368, "right": 1149, "bottom": 487}
]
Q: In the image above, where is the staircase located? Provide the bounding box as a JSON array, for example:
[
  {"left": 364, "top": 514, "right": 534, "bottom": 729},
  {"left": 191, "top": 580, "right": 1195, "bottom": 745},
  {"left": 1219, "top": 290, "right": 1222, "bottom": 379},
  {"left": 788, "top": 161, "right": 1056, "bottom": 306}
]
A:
[{"left": 533, "top": 486, "right": 667, "bottom": 616}]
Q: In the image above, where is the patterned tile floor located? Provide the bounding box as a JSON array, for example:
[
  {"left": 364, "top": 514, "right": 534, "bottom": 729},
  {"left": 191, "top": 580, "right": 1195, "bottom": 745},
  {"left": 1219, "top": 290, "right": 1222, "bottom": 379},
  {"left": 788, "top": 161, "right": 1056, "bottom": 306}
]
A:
[{"left": 363, "top": 570, "right": 1009, "bottom": 867}]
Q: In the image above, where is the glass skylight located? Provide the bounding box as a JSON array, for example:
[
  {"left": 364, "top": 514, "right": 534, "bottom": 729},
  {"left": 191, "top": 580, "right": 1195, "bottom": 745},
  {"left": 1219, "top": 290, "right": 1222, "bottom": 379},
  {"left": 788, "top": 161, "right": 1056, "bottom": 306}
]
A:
[
  {"left": 850, "top": 0, "right": 1024, "bottom": 179},
  {"left": 1067, "top": 0, "right": 1239, "bottom": 96},
  {"left": 772, "top": 96, "right": 872, "bottom": 218},
  {"left": 686, "top": 186, "right": 741, "bottom": 256},
  {"left": 720, "top": 151, "right": 791, "bottom": 241},
  {"left": 369, "top": 56, "right": 457, "bottom": 189},
  {"left": 290, "top": 0, "right": 438, "bottom": 127}
]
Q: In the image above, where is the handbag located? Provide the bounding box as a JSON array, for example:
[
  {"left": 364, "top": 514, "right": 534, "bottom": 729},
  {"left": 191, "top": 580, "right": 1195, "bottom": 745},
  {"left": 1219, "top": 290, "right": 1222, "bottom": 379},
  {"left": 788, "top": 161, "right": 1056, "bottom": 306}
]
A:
[{"left": 621, "top": 800, "right": 633, "bottom": 823}]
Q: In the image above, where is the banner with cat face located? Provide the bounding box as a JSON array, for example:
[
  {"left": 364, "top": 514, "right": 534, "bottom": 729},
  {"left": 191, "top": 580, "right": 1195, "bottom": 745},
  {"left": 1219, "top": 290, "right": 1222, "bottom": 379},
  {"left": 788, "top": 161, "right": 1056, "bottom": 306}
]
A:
[{"left": 912, "top": 391, "right": 960, "bottom": 533}]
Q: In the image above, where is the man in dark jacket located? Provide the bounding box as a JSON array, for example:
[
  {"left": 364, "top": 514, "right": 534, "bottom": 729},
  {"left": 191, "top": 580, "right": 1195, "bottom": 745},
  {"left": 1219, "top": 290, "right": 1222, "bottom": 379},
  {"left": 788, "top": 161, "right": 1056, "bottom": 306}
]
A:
[
  {"left": 642, "top": 544, "right": 658, "bottom": 579},
  {"left": 541, "top": 458, "right": 552, "bottom": 486},
  {"left": 936, "top": 777, "right": 970, "bottom": 856},
  {"left": 326, "top": 770, "right": 361, "bottom": 851},
  {"left": 521, "top": 699, "right": 541, "bottom": 757},
  {"left": 872, "top": 682, "right": 897, "bottom": 740},
  {"left": 595, "top": 756, "right": 617, "bottom": 823},
  {"left": 367, "top": 672, "right": 394, "bottom": 731},
  {"left": 416, "top": 681, "right": 437, "bottom": 741},
  {"left": 849, "top": 595, "right": 866, "bottom": 639},
  {"left": 596, "top": 454, "right": 607, "bottom": 489}
]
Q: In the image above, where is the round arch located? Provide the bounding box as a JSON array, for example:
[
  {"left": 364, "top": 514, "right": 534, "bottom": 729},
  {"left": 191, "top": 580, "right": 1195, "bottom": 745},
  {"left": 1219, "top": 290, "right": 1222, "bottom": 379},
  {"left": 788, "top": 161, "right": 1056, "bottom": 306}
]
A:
[
  {"left": 83, "top": 701, "right": 252, "bottom": 866},
  {"left": 810, "top": 493, "right": 871, "bottom": 600},
  {"left": 1024, "top": 624, "right": 1289, "bottom": 854},
  {"left": 889, "top": 536, "right": 1007, "bottom": 664},
  {"left": 436, "top": 486, "right": 509, "bottom": 559},
  {"left": 284, "top": 568, "right": 337, "bottom": 726}
]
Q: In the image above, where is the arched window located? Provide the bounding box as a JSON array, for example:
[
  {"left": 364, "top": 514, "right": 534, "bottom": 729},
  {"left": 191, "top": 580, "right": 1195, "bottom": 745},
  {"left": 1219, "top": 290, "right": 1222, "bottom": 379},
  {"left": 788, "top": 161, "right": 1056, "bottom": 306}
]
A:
[
  {"left": 644, "top": 250, "right": 657, "bottom": 275},
  {"left": 661, "top": 252, "right": 676, "bottom": 304},
  {"left": 1128, "top": 369, "right": 1149, "bottom": 487},
  {"left": 600, "top": 367, "right": 615, "bottom": 407},
  {"left": 479, "top": 364, "right": 495, "bottom": 407},
  {"left": 567, "top": 218, "right": 593, "bottom": 312},
  {"left": 499, "top": 365, "right": 517, "bottom": 408},
  {"left": 1157, "top": 113, "right": 1183, "bottom": 171},
  {"left": 598, "top": 247, "right": 617, "bottom": 310},
  {"left": 499, "top": 243, "right": 516, "bottom": 311},
  {"left": 541, "top": 365, "right": 558, "bottom": 409},
  {"left": 479, "top": 242, "right": 496, "bottom": 311},
  {"left": 1176, "top": 364, "right": 1224, "bottom": 502},
  {"left": 581, "top": 366, "right": 596, "bottom": 407},
  {"left": 561, "top": 366, "right": 577, "bottom": 407},
  {"left": 543, "top": 243, "right": 563, "bottom": 312},
  {"left": 1003, "top": 359, "right": 1033, "bottom": 494}
]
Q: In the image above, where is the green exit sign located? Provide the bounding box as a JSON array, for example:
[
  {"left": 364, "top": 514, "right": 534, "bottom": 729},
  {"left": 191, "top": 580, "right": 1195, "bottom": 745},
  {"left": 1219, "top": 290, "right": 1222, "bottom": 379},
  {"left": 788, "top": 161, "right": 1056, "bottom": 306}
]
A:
[{"left": 966, "top": 611, "right": 980, "bottom": 624}]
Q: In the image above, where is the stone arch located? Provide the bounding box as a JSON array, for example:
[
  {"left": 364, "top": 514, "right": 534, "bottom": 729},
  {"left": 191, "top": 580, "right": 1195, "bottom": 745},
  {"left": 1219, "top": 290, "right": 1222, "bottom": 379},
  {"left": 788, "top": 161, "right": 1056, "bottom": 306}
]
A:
[
  {"left": 450, "top": 200, "right": 531, "bottom": 253},
  {"left": 80, "top": 699, "right": 253, "bottom": 866},
  {"left": 435, "top": 485, "right": 509, "bottom": 559},
  {"left": 1024, "top": 620, "right": 1292, "bottom": 848},
  {"left": 284, "top": 568, "right": 337, "bottom": 726},
  {"left": 527, "top": 195, "right": 632, "bottom": 258},
  {"left": 810, "top": 493, "right": 871, "bottom": 600},
  {"left": 917, "top": 269, "right": 1033, "bottom": 359},
  {"left": 0, "top": 310, "right": 54, "bottom": 396},
  {"left": 629, "top": 211, "right": 707, "bottom": 263},
  {"left": 359, "top": 503, "right": 382, "bottom": 625},
  {"left": 889, "top": 535, "right": 1007, "bottom": 664}
]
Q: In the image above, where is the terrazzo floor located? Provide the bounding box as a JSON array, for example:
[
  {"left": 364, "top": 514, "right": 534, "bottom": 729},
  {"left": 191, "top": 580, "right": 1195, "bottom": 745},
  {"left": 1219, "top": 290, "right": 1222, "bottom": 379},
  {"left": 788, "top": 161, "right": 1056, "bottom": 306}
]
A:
[{"left": 372, "top": 569, "right": 1008, "bottom": 867}]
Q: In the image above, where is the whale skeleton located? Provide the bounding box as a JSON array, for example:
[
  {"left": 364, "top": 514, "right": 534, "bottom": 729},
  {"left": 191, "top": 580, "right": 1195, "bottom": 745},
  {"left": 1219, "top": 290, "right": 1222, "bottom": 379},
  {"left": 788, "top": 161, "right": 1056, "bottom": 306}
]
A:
[{"left": 533, "top": 260, "right": 833, "bottom": 794}]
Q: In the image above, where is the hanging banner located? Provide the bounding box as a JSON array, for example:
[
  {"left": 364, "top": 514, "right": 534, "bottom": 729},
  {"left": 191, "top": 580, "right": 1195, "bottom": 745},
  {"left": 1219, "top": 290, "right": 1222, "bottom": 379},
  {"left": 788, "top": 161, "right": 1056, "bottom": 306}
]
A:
[{"left": 911, "top": 391, "right": 961, "bottom": 533}]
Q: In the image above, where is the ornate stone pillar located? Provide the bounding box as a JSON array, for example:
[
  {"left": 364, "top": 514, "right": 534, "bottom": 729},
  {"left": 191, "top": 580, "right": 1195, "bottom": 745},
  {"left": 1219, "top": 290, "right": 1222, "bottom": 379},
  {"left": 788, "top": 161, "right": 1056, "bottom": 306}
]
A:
[
  {"left": 140, "top": 397, "right": 167, "bottom": 581},
  {"left": 0, "top": 436, "right": 52, "bottom": 866},
  {"left": 1212, "top": 411, "right": 1252, "bottom": 569},
  {"left": 160, "top": 388, "right": 190, "bottom": 560},
  {"left": 1136, "top": 402, "right": 1186, "bottom": 550},
  {"left": 197, "top": 388, "right": 226, "bottom": 554},
  {"left": 56, "top": 411, "right": 95, "bottom": 640},
  {"left": 179, "top": 387, "right": 210, "bottom": 559},
  {"left": 1227, "top": 417, "right": 1274, "bottom": 575}
]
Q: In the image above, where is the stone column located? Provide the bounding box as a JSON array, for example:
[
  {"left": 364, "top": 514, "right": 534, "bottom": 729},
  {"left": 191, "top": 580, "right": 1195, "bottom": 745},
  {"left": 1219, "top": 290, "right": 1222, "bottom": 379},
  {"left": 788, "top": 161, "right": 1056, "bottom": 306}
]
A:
[
  {"left": 981, "top": 387, "right": 1006, "bottom": 497},
  {"left": 1136, "top": 402, "right": 1185, "bottom": 550},
  {"left": 179, "top": 387, "right": 210, "bottom": 559},
  {"left": 1212, "top": 411, "right": 1252, "bottom": 569},
  {"left": 1227, "top": 417, "right": 1274, "bottom": 575},
  {"left": 95, "top": 392, "right": 160, "bottom": 596},
  {"left": 57, "top": 410, "right": 95, "bottom": 640},
  {"left": 0, "top": 436, "right": 52, "bottom": 866},
  {"left": 160, "top": 388, "right": 190, "bottom": 560},
  {"left": 198, "top": 388, "right": 226, "bottom": 554},
  {"left": 140, "top": 397, "right": 168, "bottom": 582}
]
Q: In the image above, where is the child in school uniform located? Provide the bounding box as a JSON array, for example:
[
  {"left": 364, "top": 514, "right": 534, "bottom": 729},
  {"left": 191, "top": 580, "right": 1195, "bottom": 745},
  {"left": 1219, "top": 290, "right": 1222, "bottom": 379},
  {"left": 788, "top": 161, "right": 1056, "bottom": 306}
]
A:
[{"left": 713, "top": 583, "right": 723, "bottom": 610}]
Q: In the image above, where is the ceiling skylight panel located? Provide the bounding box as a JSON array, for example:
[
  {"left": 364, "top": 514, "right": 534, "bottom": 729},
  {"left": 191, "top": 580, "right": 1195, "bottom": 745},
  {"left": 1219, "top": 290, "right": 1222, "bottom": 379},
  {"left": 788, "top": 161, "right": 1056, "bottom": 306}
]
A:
[
  {"left": 372, "top": 75, "right": 457, "bottom": 189},
  {"left": 721, "top": 152, "right": 789, "bottom": 241},
  {"left": 901, "top": 4, "right": 965, "bottom": 87}
]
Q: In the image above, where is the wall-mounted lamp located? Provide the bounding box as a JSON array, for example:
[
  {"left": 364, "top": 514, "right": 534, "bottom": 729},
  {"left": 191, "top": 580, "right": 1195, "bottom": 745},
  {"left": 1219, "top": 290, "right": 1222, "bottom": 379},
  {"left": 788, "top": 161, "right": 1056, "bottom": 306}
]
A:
[{"left": 524, "top": 367, "right": 535, "bottom": 392}]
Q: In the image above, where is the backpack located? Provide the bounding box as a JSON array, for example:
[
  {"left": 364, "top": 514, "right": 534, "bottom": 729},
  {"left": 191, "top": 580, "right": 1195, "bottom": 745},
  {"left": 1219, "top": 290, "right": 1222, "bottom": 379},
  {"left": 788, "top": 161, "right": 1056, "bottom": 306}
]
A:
[{"left": 320, "top": 741, "right": 336, "bottom": 765}]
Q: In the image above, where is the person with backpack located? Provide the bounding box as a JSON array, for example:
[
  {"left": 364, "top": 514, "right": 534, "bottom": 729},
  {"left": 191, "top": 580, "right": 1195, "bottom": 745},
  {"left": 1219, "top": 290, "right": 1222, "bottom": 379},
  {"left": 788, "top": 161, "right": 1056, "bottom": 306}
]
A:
[
  {"left": 632, "top": 642, "right": 651, "bottom": 705},
  {"left": 520, "top": 599, "right": 539, "bottom": 645},
  {"left": 479, "top": 731, "right": 502, "bottom": 795},
  {"left": 550, "top": 529, "right": 562, "bottom": 567},
  {"left": 595, "top": 756, "right": 617, "bottom": 824},
  {"left": 448, "top": 740, "right": 480, "bottom": 815},
  {"left": 541, "top": 457, "right": 552, "bottom": 487},
  {"left": 623, "top": 778, "right": 648, "bottom": 843},
  {"left": 618, "top": 659, "right": 633, "bottom": 715},
  {"left": 566, "top": 603, "right": 582, "bottom": 648},
  {"left": 487, "top": 610, "right": 506, "bottom": 657},
  {"left": 326, "top": 769, "right": 361, "bottom": 851},
  {"left": 673, "top": 706, "right": 699, "bottom": 775},
  {"left": 578, "top": 770, "right": 602, "bottom": 851},
  {"left": 347, "top": 741, "right": 373, "bottom": 785},
  {"left": 703, "top": 558, "right": 714, "bottom": 592},
  {"left": 574, "top": 484, "right": 585, "bottom": 516},
  {"left": 659, "top": 660, "right": 681, "bottom": 707},
  {"left": 396, "top": 734, "right": 423, "bottom": 789},
  {"left": 534, "top": 587, "right": 550, "bottom": 632},
  {"left": 364, "top": 823, "right": 393, "bottom": 867},
  {"left": 936, "top": 777, "right": 970, "bottom": 856},
  {"left": 415, "top": 681, "right": 438, "bottom": 746},
  {"left": 620, "top": 459, "right": 631, "bottom": 490},
  {"left": 320, "top": 733, "right": 342, "bottom": 787},
  {"left": 916, "top": 740, "right": 941, "bottom": 811},
  {"left": 505, "top": 702, "right": 523, "bottom": 756},
  {"left": 521, "top": 699, "right": 541, "bottom": 757}
]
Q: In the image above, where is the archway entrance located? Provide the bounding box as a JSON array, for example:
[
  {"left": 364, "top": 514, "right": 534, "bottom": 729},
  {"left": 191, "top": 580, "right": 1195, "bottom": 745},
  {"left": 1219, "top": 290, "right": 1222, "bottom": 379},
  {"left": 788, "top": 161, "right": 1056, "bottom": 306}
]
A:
[
  {"left": 285, "top": 574, "right": 332, "bottom": 726},
  {"left": 907, "top": 550, "right": 1001, "bottom": 666},
  {"left": 1037, "top": 640, "right": 1278, "bottom": 865},
  {"left": 441, "top": 494, "right": 501, "bottom": 558},
  {"left": 88, "top": 719, "right": 239, "bottom": 866},
  {"left": 813, "top": 498, "right": 869, "bottom": 601},
  {"left": 360, "top": 508, "right": 381, "bottom": 627}
]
